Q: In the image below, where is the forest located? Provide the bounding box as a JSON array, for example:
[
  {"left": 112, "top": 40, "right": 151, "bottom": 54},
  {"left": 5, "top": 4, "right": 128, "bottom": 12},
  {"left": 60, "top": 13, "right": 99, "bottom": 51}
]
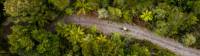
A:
[{"left": 0, "top": 0, "right": 200, "bottom": 56}]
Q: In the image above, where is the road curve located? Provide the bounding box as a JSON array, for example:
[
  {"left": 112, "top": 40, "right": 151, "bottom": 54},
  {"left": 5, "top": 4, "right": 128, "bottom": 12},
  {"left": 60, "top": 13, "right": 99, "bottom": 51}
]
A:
[{"left": 62, "top": 15, "right": 200, "bottom": 56}]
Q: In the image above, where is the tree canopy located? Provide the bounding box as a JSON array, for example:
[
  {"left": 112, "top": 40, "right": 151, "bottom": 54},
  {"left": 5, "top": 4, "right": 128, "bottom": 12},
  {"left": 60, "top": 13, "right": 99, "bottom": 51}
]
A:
[{"left": 2, "top": 0, "right": 200, "bottom": 56}]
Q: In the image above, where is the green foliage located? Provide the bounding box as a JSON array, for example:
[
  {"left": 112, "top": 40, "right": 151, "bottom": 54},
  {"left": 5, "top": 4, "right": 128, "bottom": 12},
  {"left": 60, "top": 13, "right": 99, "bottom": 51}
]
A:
[
  {"left": 48, "top": 0, "right": 69, "bottom": 10},
  {"left": 8, "top": 25, "right": 60, "bottom": 56},
  {"left": 56, "top": 23, "right": 84, "bottom": 55},
  {"left": 99, "top": 0, "right": 109, "bottom": 8},
  {"left": 192, "top": 0, "right": 200, "bottom": 15},
  {"left": 122, "top": 10, "right": 133, "bottom": 23},
  {"left": 8, "top": 25, "right": 34, "bottom": 53},
  {"left": 140, "top": 10, "right": 153, "bottom": 22},
  {"left": 182, "top": 34, "right": 196, "bottom": 46},
  {"left": 88, "top": 25, "right": 97, "bottom": 34},
  {"left": 4, "top": 0, "right": 57, "bottom": 28},
  {"left": 79, "top": 33, "right": 124, "bottom": 56},
  {"left": 0, "top": 0, "right": 4, "bottom": 3},
  {"left": 153, "top": 3, "right": 169, "bottom": 20},
  {"left": 130, "top": 0, "right": 154, "bottom": 11},
  {"left": 128, "top": 44, "right": 150, "bottom": 56},
  {"left": 55, "top": 23, "right": 175, "bottom": 56},
  {"left": 108, "top": 7, "right": 122, "bottom": 20},
  {"left": 74, "top": 0, "right": 97, "bottom": 15},
  {"left": 113, "top": 0, "right": 124, "bottom": 8},
  {"left": 92, "top": 35, "right": 115, "bottom": 56},
  {"left": 152, "top": 3, "right": 198, "bottom": 37},
  {"left": 164, "top": 0, "right": 194, "bottom": 11},
  {"left": 110, "top": 33, "right": 124, "bottom": 55},
  {"left": 65, "top": 8, "right": 74, "bottom": 16},
  {"left": 97, "top": 8, "right": 109, "bottom": 19},
  {"left": 4, "top": 0, "right": 44, "bottom": 17},
  {"left": 3, "top": 0, "right": 198, "bottom": 55}
]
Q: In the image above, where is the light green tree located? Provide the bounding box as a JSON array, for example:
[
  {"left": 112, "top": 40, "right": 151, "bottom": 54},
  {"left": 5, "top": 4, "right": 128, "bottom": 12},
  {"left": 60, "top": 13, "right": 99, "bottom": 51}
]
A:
[
  {"left": 4, "top": 0, "right": 43, "bottom": 17},
  {"left": 140, "top": 10, "right": 153, "bottom": 22}
]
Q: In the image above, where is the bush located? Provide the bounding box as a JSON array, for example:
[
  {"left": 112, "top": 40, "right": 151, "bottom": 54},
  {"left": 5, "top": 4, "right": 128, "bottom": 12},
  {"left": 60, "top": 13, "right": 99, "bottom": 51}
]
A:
[
  {"left": 140, "top": 10, "right": 153, "bottom": 22},
  {"left": 97, "top": 8, "right": 109, "bottom": 19},
  {"left": 182, "top": 34, "right": 196, "bottom": 46},
  {"left": 108, "top": 7, "right": 122, "bottom": 20},
  {"left": 65, "top": 8, "right": 74, "bottom": 16},
  {"left": 122, "top": 10, "right": 133, "bottom": 23}
]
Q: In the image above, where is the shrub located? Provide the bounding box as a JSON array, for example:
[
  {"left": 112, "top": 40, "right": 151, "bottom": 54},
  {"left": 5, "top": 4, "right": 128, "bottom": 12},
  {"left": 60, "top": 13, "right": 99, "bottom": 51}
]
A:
[
  {"left": 97, "top": 8, "right": 109, "bottom": 19},
  {"left": 182, "top": 34, "right": 196, "bottom": 46},
  {"left": 140, "top": 10, "right": 153, "bottom": 22}
]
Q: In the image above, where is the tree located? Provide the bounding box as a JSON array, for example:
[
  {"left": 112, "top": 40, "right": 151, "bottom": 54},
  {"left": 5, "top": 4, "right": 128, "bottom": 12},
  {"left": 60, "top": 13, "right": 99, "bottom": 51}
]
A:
[
  {"left": 140, "top": 10, "right": 153, "bottom": 22},
  {"left": 4, "top": 0, "right": 44, "bottom": 17},
  {"left": 56, "top": 23, "right": 85, "bottom": 55},
  {"left": 8, "top": 25, "right": 34, "bottom": 55},
  {"left": 48, "top": 0, "right": 70, "bottom": 10},
  {"left": 152, "top": 3, "right": 198, "bottom": 37},
  {"left": 92, "top": 34, "right": 117, "bottom": 56},
  {"left": 74, "top": 0, "right": 96, "bottom": 15},
  {"left": 4, "top": 0, "right": 57, "bottom": 27},
  {"left": 8, "top": 25, "right": 60, "bottom": 56}
]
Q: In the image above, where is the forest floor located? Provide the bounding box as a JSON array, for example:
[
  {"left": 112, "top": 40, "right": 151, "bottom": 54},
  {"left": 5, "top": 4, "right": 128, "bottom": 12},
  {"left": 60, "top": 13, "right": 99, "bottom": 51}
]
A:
[{"left": 62, "top": 15, "right": 200, "bottom": 56}]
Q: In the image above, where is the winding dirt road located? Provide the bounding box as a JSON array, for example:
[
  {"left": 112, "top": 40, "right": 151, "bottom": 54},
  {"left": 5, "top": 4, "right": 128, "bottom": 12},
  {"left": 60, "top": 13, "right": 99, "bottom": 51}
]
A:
[{"left": 62, "top": 15, "right": 200, "bottom": 56}]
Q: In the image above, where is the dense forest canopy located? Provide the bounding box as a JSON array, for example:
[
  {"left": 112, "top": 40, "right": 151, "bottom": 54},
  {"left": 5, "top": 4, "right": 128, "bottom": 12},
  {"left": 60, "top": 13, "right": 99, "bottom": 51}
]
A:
[{"left": 0, "top": 0, "right": 200, "bottom": 56}]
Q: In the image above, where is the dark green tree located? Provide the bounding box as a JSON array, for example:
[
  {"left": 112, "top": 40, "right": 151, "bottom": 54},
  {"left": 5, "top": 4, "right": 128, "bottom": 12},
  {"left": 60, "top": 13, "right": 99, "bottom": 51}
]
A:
[{"left": 8, "top": 25, "right": 60, "bottom": 56}]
